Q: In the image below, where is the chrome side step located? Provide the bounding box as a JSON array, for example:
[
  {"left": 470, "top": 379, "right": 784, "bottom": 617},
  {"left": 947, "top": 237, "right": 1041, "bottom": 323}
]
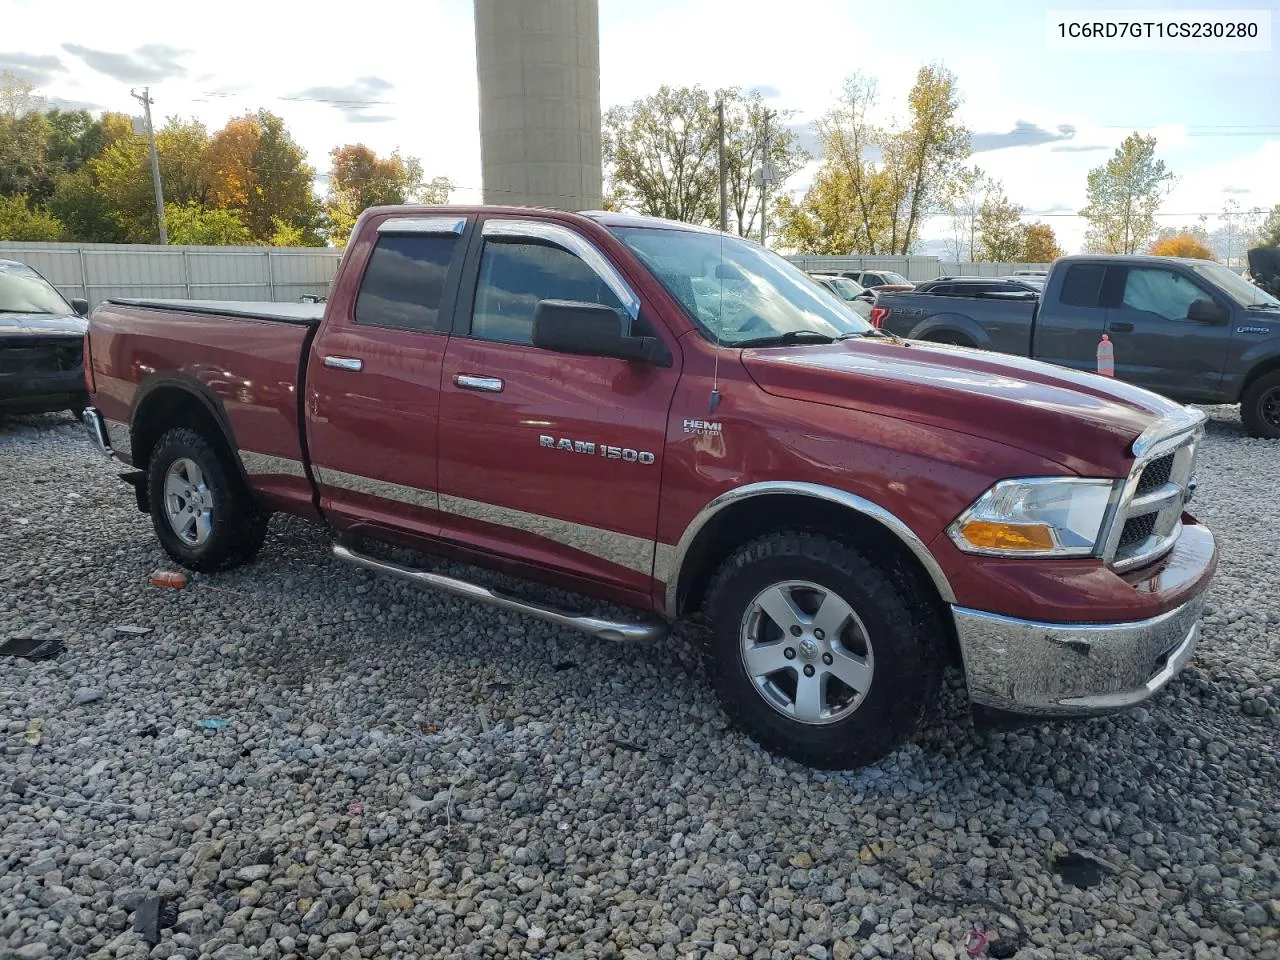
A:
[{"left": 332, "top": 544, "right": 668, "bottom": 643}]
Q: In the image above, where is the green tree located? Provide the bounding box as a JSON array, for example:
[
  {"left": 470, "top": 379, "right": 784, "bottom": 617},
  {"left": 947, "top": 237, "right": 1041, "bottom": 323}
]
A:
[
  {"left": 1256, "top": 203, "right": 1280, "bottom": 248},
  {"left": 976, "top": 184, "right": 1024, "bottom": 261},
  {"left": 1021, "top": 221, "right": 1063, "bottom": 262},
  {"left": 164, "top": 201, "right": 252, "bottom": 245},
  {"left": 718, "top": 89, "right": 806, "bottom": 239},
  {"left": 48, "top": 168, "right": 125, "bottom": 241},
  {"left": 1080, "top": 133, "right": 1173, "bottom": 254},
  {"left": 776, "top": 168, "right": 861, "bottom": 255},
  {"left": 603, "top": 85, "right": 719, "bottom": 224},
  {"left": 0, "top": 193, "right": 63, "bottom": 240}
]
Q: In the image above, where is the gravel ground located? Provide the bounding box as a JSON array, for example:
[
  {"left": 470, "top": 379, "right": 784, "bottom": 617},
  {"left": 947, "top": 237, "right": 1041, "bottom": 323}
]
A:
[{"left": 1, "top": 408, "right": 1277, "bottom": 960}]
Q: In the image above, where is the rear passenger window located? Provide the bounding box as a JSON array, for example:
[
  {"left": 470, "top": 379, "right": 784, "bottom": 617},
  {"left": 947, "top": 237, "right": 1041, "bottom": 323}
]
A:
[
  {"left": 1059, "top": 264, "right": 1106, "bottom": 307},
  {"left": 354, "top": 235, "right": 457, "bottom": 332},
  {"left": 471, "top": 240, "right": 627, "bottom": 345}
]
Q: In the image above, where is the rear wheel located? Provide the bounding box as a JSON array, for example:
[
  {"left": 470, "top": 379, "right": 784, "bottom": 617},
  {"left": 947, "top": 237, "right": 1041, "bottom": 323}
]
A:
[
  {"left": 1241, "top": 370, "right": 1280, "bottom": 439},
  {"left": 703, "top": 531, "right": 941, "bottom": 769},
  {"left": 146, "top": 427, "right": 269, "bottom": 572}
]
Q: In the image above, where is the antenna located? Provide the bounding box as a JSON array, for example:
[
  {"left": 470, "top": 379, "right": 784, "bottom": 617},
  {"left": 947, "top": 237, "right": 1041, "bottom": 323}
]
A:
[{"left": 709, "top": 226, "right": 724, "bottom": 415}]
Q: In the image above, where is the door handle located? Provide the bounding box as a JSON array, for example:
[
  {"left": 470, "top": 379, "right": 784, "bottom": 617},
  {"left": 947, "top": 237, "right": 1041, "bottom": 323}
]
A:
[
  {"left": 454, "top": 374, "right": 504, "bottom": 393},
  {"left": 323, "top": 356, "right": 363, "bottom": 371},
  {"left": 1108, "top": 321, "right": 1134, "bottom": 333}
]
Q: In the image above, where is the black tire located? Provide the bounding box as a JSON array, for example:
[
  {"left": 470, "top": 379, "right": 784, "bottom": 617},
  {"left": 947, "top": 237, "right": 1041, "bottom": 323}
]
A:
[
  {"left": 1241, "top": 370, "right": 1280, "bottom": 440},
  {"left": 703, "top": 531, "right": 941, "bottom": 769},
  {"left": 146, "top": 427, "right": 268, "bottom": 572}
]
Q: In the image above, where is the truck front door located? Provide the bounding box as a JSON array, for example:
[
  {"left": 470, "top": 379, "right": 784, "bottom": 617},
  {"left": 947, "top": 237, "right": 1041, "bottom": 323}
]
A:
[
  {"left": 306, "top": 215, "right": 470, "bottom": 540},
  {"left": 1101, "top": 264, "right": 1231, "bottom": 401},
  {"left": 436, "top": 217, "right": 680, "bottom": 599},
  {"left": 1031, "top": 262, "right": 1109, "bottom": 375}
]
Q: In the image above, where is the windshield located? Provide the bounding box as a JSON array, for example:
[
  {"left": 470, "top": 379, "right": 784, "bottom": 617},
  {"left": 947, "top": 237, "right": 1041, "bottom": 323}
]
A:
[
  {"left": 881, "top": 272, "right": 909, "bottom": 285},
  {"left": 1191, "top": 261, "right": 1280, "bottom": 308},
  {"left": 824, "top": 276, "right": 866, "bottom": 300},
  {"left": 613, "top": 227, "right": 872, "bottom": 344},
  {"left": 0, "top": 262, "right": 71, "bottom": 314}
]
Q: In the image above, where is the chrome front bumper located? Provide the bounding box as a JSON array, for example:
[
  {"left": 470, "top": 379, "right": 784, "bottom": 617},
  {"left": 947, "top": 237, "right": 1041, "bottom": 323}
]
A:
[{"left": 954, "top": 594, "right": 1204, "bottom": 716}]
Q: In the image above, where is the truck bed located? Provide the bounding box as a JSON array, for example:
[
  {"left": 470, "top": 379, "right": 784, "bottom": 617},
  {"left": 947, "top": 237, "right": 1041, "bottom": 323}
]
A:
[
  {"left": 87, "top": 299, "right": 319, "bottom": 515},
  {"left": 875, "top": 290, "right": 1037, "bottom": 354}
]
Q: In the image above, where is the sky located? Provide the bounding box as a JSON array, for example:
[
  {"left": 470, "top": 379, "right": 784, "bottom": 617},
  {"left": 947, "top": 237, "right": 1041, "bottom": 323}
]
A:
[{"left": 3, "top": 0, "right": 1279, "bottom": 254}]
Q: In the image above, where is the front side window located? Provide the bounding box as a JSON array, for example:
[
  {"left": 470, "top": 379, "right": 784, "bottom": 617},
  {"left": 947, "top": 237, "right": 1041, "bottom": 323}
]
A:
[
  {"left": 1120, "top": 268, "right": 1206, "bottom": 321},
  {"left": 471, "top": 240, "right": 626, "bottom": 345},
  {"left": 613, "top": 226, "right": 871, "bottom": 345},
  {"left": 354, "top": 234, "right": 458, "bottom": 332}
]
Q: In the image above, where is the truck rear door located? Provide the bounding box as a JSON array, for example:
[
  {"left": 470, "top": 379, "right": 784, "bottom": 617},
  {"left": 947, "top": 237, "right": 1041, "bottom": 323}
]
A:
[
  {"left": 305, "top": 215, "right": 471, "bottom": 540},
  {"left": 1031, "top": 262, "right": 1109, "bottom": 375},
  {"left": 434, "top": 215, "right": 681, "bottom": 598}
]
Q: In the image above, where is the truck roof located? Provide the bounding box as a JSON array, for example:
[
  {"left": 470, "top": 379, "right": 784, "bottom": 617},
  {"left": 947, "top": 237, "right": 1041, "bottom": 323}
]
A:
[
  {"left": 1053, "top": 253, "right": 1226, "bottom": 268},
  {"left": 358, "top": 204, "right": 723, "bottom": 235}
]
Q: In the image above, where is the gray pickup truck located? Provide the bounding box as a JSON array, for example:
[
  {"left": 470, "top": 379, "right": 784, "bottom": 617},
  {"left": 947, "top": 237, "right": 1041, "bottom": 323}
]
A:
[{"left": 872, "top": 255, "right": 1280, "bottom": 438}]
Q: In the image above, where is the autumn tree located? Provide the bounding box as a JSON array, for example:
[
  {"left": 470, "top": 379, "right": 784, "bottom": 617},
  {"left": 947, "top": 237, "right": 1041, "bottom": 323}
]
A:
[
  {"left": 1148, "top": 234, "right": 1216, "bottom": 260},
  {"left": 780, "top": 65, "right": 969, "bottom": 255},
  {"left": 1251, "top": 203, "right": 1279, "bottom": 249},
  {"left": 976, "top": 184, "right": 1024, "bottom": 261},
  {"left": 1021, "top": 221, "right": 1063, "bottom": 262},
  {"left": 776, "top": 168, "right": 860, "bottom": 255},
  {"left": 324, "top": 144, "right": 444, "bottom": 245},
  {"left": 1080, "top": 133, "right": 1173, "bottom": 254}
]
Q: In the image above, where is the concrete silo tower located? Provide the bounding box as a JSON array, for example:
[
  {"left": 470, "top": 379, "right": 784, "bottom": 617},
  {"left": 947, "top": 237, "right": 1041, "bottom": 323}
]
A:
[{"left": 473, "top": 0, "right": 603, "bottom": 211}]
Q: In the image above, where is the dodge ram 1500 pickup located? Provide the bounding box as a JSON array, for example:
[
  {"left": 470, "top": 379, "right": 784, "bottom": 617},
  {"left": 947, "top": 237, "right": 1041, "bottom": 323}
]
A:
[
  {"left": 872, "top": 254, "right": 1280, "bottom": 439},
  {"left": 81, "top": 206, "right": 1218, "bottom": 769}
]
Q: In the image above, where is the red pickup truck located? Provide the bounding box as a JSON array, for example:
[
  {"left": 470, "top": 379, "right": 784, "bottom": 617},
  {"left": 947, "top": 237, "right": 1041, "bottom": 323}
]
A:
[{"left": 81, "top": 205, "right": 1217, "bottom": 769}]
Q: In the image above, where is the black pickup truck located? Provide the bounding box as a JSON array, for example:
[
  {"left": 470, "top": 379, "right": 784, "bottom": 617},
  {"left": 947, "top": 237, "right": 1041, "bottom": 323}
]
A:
[{"left": 872, "top": 255, "right": 1280, "bottom": 438}]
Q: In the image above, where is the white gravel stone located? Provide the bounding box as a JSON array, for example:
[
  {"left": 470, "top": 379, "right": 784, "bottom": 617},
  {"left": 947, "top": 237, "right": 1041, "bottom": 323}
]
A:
[{"left": 0, "top": 407, "right": 1276, "bottom": 960}]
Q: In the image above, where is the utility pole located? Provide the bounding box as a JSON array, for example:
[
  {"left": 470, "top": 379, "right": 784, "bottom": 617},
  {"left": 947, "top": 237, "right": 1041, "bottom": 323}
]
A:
[
  {"left": 130, "top": 87, "right": 167, "bottom": 244},
  {"left": 759, "top": 109, "right": 772, "bottom": 248},
  {"left": 717, "top": 98, "right": 728, "bottom": 233}
]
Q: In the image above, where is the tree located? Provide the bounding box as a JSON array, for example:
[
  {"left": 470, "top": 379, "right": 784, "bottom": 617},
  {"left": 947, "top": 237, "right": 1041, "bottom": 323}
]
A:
[
  {"left": 1148, "top": 234, "right": 1216, "bottom": 260},
  {"left": 976, "top": 185, "right": 1024, "bottom": 261},
  {"left": 718, "top": 88, "right": 806, "bottom": 239},
  {"left": 1080, "top": 133, "right": 1173, "bottom": 254},
  {"left": 603, "top": 85, "right": 719, "bottom": 224},
  {"left": 1252, "top": 203, "right": 1279, "bottom": 249},
  {"left": 1021, "top": 221, "right": 1063, "bottom": 262},
  {"left": 0, "top": 194, "right": 63, "bottom": 240},
  {"left": 165, "top": 201, "right": 253, "bottom": 245},
  {"left": 942, "top": 166, "right": 989, "bottom": 260},
  {"left": 779, "top": 66, "right": 969, "bottom": 255},
  {"left": 205, "top": 110, "right": 322, "bottom": 244},
  {"left": 324, "top": 144, "right": 438, "bottom": 245},
  {"left": 776, "top": 168, "right": 861, "bottom": 255}
]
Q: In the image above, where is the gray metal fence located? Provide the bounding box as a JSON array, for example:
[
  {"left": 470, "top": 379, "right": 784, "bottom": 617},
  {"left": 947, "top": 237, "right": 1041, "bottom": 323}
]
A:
[
  {"left": 785, "top": 255, "right": 1054, "bottom": 282},
  {"left": 0, "top": 241, "right": 343, "bottom": 308}
]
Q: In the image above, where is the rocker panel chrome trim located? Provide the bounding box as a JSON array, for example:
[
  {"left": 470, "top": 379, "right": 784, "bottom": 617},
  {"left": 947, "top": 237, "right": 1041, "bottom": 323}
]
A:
[{"left": 333, "top": 544, "right": 666, "bottom": 642}]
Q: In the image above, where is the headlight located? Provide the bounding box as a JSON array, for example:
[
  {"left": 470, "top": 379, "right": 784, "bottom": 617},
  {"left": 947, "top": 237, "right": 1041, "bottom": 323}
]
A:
[{"left": 949, "top": 478, "right": 1117, "bottom": 557}]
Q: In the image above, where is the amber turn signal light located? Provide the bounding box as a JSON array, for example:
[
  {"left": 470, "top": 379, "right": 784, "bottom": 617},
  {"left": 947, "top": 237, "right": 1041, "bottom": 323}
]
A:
[{"left": 955, "top": 520, "right": 1056, "bottom": 552}]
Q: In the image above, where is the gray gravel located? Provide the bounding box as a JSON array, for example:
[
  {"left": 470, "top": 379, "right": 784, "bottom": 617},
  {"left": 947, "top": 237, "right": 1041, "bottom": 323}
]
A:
[{"left": 1, "top": 407, "right": 1277, "bottom": 960}]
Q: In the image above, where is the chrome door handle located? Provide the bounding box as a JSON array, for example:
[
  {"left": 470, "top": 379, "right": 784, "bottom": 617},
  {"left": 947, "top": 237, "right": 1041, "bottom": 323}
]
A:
[
  {"left": 323, "top": 356, "right": 363, "bottom": 371},
  {"left": 454, "top": 374, "right": 504, "bottom": 393}
]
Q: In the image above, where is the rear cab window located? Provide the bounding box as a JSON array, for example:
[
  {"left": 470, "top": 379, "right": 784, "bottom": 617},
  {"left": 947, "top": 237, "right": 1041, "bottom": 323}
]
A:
[
  {"left": 354, "top": 224, "right": 466, "bottom": 332},
  {"left": 1059, "top": 264, "right": 1107, "bottom": 308}
]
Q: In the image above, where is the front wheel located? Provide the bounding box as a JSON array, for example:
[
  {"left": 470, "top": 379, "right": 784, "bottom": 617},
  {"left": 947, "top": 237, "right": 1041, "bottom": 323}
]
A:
[
  {"left": 146, "top": 427, "right": 269, "bottom": 572},
  {"left": 1241, "top": 370, "right": 1280, "bottom": 439},
  {"left": 703, "top": 532, "right": 941, "bottom": 769}
]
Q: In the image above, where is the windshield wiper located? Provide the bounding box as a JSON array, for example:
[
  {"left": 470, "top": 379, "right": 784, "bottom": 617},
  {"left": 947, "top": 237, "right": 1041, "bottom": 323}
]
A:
[
  {"left": 839, "top": 328, "right": 905, "bottom": 345},
  {"left": 1244, "top": 302, "right": 1280, "bottom": 310},
  {"left": 734, "top": 330, "right": 837, "bottom": 348}
]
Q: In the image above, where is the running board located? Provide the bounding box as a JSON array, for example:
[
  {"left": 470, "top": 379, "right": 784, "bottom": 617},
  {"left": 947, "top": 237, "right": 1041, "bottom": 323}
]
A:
[{"left": 332, "top": 544, "right": 668, "bottom": 643}]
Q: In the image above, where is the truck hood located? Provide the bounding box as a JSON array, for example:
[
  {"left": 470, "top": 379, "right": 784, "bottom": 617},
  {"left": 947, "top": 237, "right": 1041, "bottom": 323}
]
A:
[
  {"left": 0, "top": 312, "right": 87, "bottom": 337},
  {"left": 741, "top": 339, "right": 1188, "bottom": 475}
]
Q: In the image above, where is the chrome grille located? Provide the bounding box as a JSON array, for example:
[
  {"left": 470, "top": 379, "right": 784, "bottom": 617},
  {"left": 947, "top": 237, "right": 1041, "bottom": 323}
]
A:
[{"left": 1102, "top": 410, "right": 1204, "bottom": 572}]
